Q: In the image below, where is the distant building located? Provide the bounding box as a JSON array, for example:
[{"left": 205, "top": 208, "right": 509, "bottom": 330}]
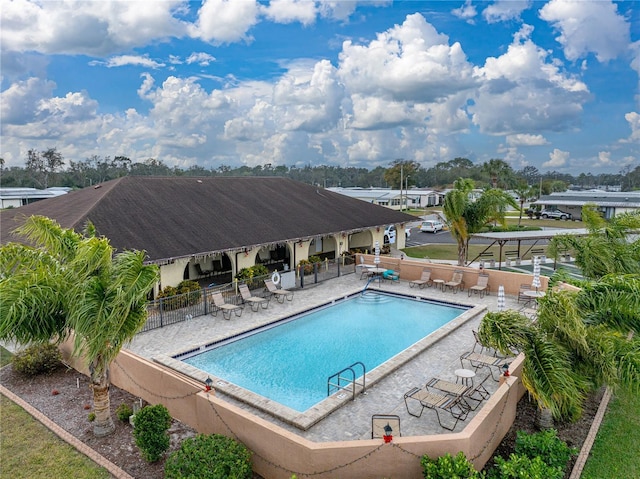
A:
[
  {"left": 327, "top": 187, "right": 443, "bottom": 210},
  {"left": 0, "top": 187, "right": 71, "bottom": 209},
  {"left": 532, "top": 191, "right": 640, "bottom": 220}
]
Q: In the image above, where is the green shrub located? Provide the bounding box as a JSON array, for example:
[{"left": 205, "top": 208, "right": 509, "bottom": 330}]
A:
[
  {"left": 298, "top": 255, "right": 322, "bottom": 275},
  {"left": 421, "top": 451, "right": 483, "bottom": 478},
  {"left": 12, "top": 343, "right": 61, "bottom": 376},
  {"left": 164, "top": 433, "right": 252, "bottom": 479},
  {"left": 133, "top": 404, "right": 172, "bottom": 463},
  {"left": 490, "top": 454, "right": 563, "bottom": 479},
  {"left": 87, "top": 412, "right": 96, "bottom": 422},
  {"left": 158, "top": 280, "right": 202, "bottom": 311},
  {"left": 236, "top": 265, "right": 269, "bottom": 288},
  {"left": 514, "top": 429, "right": 577, "bottom": 471},
  {"left": 116, "top": 403, "right": 133, "bottom": 422}
]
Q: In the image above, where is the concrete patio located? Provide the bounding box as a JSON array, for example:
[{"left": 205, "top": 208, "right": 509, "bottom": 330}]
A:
[{"left": 127, "top": 270, "right": 521, "bottom": 442}]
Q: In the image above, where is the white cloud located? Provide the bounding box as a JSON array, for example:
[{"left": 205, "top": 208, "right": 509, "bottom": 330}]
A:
[
  {"left": 338, "top": 13, "right": 476, "bottom": 103},
  {"left": 543, "top": 148, "right": 569, "bottom": 168},
  {"left": 470, "top": 26, "right": 589, "bottom": 136},
  {"left": 95, "top": 55, "right": 165, "bottom": 69},
  {"left": 186, "top": 52, "right": 216, "bottom": 66},
  {"left": 1, "top": 0, "right": 188, "bottom": 56},
  {"left": 595, "top": 151, "right": 613, "bottom": 167},
  {"left": 273, "top": 60, "right": 344, "bottom": 132},
  {"left": 261, "top": 0, "right": 317, "bottom": 25},
  {"left": 451, "top": 1, "right": 477, "bottom": 24},
  {"left": 317, "top": 1, "right": 389, "bottom": 22},
  {"left": 506, "top": 134, "right": 548, "bottom": 146},
  {"left": 0, "top": 77, "right": 56, "bottom": 124},
  {"left": 622, "top": 111, "right": 640, "bottom": 143},
  {"left": 190, "top": 0, "right": 259, "bottom": 45},
  {"left": 483, "top": 0, "right": 531, "bottom": 24},
  {"left": 539, "top": 0, "right": 630, "bottom": 62}
]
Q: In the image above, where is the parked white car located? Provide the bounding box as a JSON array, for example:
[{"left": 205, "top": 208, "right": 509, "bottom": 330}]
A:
[
  {"left": 420, "top": 220, "right": 444, "bottom": 233},
  {"left": 383, "top": 225, "right": 411, "bottom": 244}
]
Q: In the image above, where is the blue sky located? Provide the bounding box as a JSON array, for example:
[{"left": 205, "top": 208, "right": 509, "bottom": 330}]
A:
[{"left": 1, "top": 0, "right": 638, "bottom": 176}]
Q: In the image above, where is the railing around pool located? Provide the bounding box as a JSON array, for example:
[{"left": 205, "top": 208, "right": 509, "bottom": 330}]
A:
[{"left": 327, "top": 361, "right": 366, "bottom": 401}]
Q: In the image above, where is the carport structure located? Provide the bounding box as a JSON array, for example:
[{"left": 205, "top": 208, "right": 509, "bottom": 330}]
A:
[{"left": 468, "top": 228, "right": 589, "bottom": 270}]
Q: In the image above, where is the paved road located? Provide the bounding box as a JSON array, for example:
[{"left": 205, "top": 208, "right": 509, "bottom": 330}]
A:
[{"left": 404, "top": 222, "right": 572, "bottom": 249}]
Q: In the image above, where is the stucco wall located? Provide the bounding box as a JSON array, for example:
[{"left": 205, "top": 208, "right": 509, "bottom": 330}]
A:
[{"left": 60, "top": 343, "right": 526, "bottom": 479}]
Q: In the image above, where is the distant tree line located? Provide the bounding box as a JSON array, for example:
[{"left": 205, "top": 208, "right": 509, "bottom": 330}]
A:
[{"left": 1, "top": 148, "right": 638, "bottom": 194}]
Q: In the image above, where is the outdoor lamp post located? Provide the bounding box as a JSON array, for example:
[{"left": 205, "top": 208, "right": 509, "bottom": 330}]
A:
[
  {"left": 204, "top": 377, "right": 213, "bottom": 392},
  {"left": 383, "top": 423, "right": 393, "bottom": 443}
]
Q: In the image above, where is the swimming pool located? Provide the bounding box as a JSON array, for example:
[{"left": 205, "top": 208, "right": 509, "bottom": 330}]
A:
[{"left": 174, "top": 291, "right": 473, "bottom": 425}]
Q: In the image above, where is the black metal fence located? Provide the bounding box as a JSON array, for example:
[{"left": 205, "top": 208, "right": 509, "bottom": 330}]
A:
[{"left": 140, "top": 255, "right": 358, "bottom": 333}]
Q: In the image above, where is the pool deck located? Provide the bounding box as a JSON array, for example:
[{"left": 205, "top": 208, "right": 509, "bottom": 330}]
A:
[{"left": 127, "top": 272, "right": 522, "bottom": 442}]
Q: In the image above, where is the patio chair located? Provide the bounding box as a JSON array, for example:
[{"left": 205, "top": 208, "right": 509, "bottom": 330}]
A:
[
  {"left": 403, "top": 386, "right": 469, "bottom": 431},
  {"left": 410, "top": 268, "right": 433, "bottom": 289},
  {"left": 460, "top": 351, "right": 509, "bottom": 381},
  {"left": 471, "top": 329, "right": 508, "bottom": 359},
  {"left": 425, "top": 374, "right": 491, "bottom": 412},
  {"left": 210, "top": 292, "right": 243, "bottom": 320},
  {"left": 444, "top": 269, "right": 465, "bottom": 293},
  {"left": 468, "top": 273, "right": 490, "bottom": 298},
  {"left": 195, "top": 263, "right": 212, "bottom": 277},
  {"left": 518, "top": 284, "right": 532, "bottom": 303},
  {"left": 382, "top": 269, "right": 399, "bottom": 284},
  {"left": 239, "top": 284, "right": 269, "bottom": 312},
  {"left": 264, "top": 279, "right": 294, "bottom": 303},
  {"left": 357, "top": 255, "right": 375, "bottom": 274}
]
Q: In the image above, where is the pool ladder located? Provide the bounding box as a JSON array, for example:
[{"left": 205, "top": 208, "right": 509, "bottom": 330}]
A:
[{"left": 327, "top": 361, "right": 366, "bottom": 401}]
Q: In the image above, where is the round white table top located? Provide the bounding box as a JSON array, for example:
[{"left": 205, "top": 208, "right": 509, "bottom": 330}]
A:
[
  {"left": 454, "top": 368, "right": 476, "bottom": 379},
  {"left": 369, "top": 267, "right": 387, "bottom": 274}
]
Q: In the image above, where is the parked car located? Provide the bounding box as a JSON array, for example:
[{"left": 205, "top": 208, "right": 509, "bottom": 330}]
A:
[
  {"left": 383, "top": 225, "right": 411, "bottom": 244},
  {"left": 420, "top": 220, "right": 444, "bottom": 233},
  {"left": 540, "top": 209, "right": 572, "bottom": 220}
]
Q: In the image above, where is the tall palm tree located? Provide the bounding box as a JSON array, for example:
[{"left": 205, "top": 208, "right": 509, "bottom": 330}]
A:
[
  {"left": 443, "top": 178, "right": 518, "bottom": 266},
  {"left": 0, "top": 216, "right": 158, "bottom": 436},
  {"left": 479, "top": 274, "right": 640, "bottom": 425}
]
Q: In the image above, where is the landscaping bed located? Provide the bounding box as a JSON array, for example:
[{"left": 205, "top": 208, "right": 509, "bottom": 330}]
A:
[{"left": 1, "top": 362, "right": 604, "bottom": 478}]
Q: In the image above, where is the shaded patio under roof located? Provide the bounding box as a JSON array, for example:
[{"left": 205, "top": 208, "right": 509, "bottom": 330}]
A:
[{"left": 469, "top": 228, "right": 589, "bottom": 269}]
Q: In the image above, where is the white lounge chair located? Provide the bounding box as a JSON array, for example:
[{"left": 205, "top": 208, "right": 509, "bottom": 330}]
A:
[
  {"left": 239, "top": 284, "right": 269, "bottom": 312},
  {"left": 211, "top": 292, "right": 243, "bottom": 320},
  {"left": 264, "top": 279, "right": 294, "bottom": 303}
]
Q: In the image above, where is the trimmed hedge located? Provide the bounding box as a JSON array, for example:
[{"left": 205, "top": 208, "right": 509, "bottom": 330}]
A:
[{"left": 164, "top": 433, "right": 252, "bottom": 479}]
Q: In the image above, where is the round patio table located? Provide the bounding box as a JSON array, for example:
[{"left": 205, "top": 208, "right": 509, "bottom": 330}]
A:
[{"left": 454, "top": 368, "right": 476, "bottom": 387}]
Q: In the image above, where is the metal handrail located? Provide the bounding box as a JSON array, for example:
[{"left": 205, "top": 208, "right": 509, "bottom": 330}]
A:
[{"left": 327, "top": 361, "right": 366, "bottom": 401}]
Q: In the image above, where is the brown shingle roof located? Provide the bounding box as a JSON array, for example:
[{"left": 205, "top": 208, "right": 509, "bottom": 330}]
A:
[{"left": 1, "top": 177, "right": 416, "bottom": 262}]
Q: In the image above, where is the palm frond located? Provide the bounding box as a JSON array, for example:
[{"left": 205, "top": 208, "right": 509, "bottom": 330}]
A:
[{"left": 520, "top": 335, "right": 586, "bottom": 421}]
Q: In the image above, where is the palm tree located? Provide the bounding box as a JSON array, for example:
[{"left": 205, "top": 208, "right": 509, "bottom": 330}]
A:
[
  {"left": 548, "top": 206, "right": 640, "bottom": 279},
  {"left": 0, "top": 216, "right": 158, "bottom": 436},
  {"left": 443, "top": 178, "right": 518, "bottom": 266},
  {"left": 478, "top": 272, "right": 640, "bottom": 425}
]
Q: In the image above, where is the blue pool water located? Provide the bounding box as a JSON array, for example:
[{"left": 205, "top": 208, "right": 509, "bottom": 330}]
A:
[{"left": 182, "top": 292, "right": 467, "bottom": 412}]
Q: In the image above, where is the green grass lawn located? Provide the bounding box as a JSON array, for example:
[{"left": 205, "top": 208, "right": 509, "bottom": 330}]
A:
[
  {"left": 0, "top": 346, "right": 111, "bottom": 479},
  {"left": 1, "top": 345, "right": 13, "bottom": 367},
  {"left": 581, "top": 389, "right": 640, "bottom": 479}
]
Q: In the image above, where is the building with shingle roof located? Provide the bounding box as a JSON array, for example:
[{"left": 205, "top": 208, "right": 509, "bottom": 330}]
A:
[
  {"left": 1, "top": 176, "right": 415, "bottom": 290},
  {"left": 532, "top": 191, "right": 640, "bottom": 220}
]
